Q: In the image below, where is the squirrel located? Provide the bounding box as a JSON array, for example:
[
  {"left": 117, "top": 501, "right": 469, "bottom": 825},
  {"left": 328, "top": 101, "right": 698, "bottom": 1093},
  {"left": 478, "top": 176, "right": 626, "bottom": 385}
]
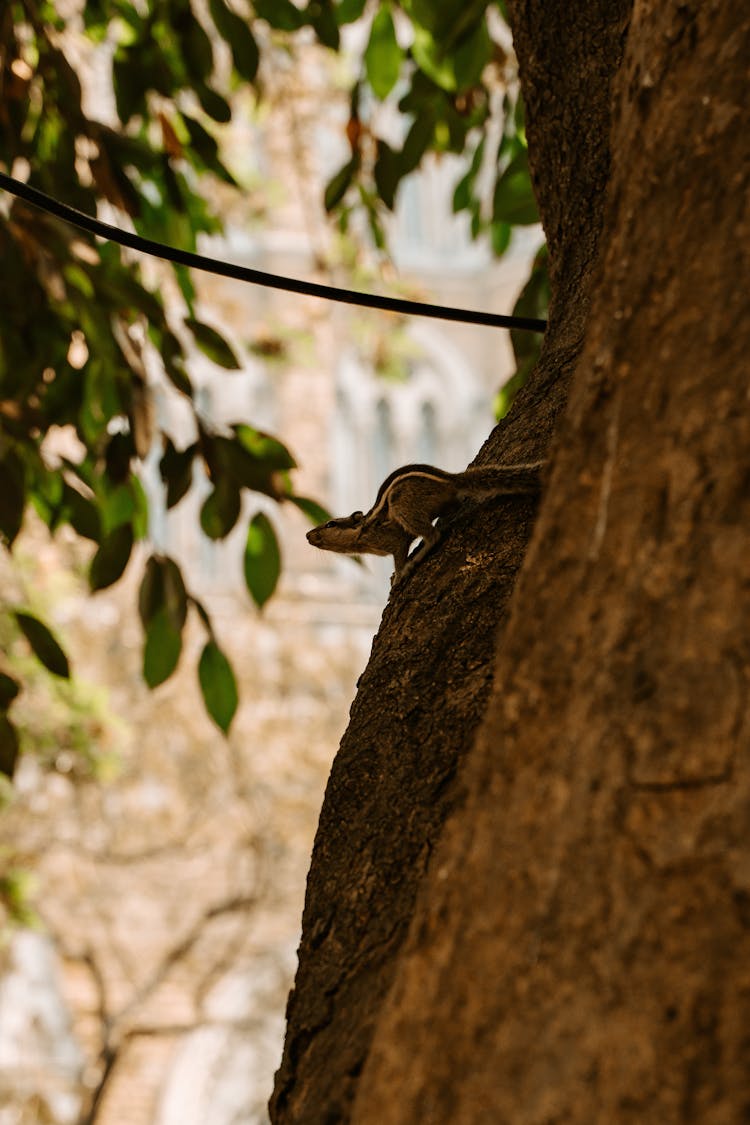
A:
[{"left": 306, "top": 461, "right": 544, "bottom": 583}]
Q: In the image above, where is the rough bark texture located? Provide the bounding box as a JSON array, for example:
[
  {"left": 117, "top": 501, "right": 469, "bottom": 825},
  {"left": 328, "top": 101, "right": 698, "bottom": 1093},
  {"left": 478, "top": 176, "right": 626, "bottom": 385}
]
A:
[
  {"left": 350, "top": 1, "right": 750, "bottom": 1122},
  {"left": 270, "top": 2, "right": 630, "bottom": 1120}
]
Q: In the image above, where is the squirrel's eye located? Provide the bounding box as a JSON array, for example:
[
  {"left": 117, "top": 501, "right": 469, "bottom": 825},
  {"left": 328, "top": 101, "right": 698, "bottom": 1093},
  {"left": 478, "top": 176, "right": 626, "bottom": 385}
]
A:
[{"left": 324, "top": 520, "right": 337, "bottom": 529}]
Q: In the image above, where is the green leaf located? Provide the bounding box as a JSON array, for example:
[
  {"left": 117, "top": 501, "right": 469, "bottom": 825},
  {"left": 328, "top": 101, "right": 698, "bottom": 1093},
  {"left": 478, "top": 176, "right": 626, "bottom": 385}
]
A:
[
  {"left": 163, "top": 557, "right": 188, "bottom": 629},
  {"left": 289, "top": 495, "right": 332, "bottom": 525},
  {"left": 401, "top": 112, "right": 434, "bottom": 174},
  {"left": 490, "top": 220, "right": 512, "bottom": 255},
  {"left": 164, "top": 355, "right": 194, "bottom": 396},
  {"left": 403, "top": 0, "right": 487, "bottom": 44},
  {"left": 0, "top": 673, "right": 21, "bottom": 709},
  {"left": 138, "top": 555, "right": 163, "bottom": 629},
  {"left": 514, "top": 91, "right": 527, "bottom": 139},
  {"left": 400, "top": 0, "right": 446, "bottom": 35},
  {"left": 29, "top": 466, "right": 64, "bottom": 531},
  {"left": 173, "top": 262, "right": 197, "bottom": 315},
  {"left": 14, "top": 611, "right": 70, "bottom": 678},
  {"left": 364, "top": 193, "right": 387, "bottom": 249},
  {"left": 63, "top": 262, "right": 95, "bottom": 297},
  {"left": 210, "top": 435, "right": 272, "bottom": 494},
  {"left": 365, "top": 4, "right": 402, "bottom": 100},
  {"left": 409, "top": 12, "right": 491, "bottom": 94},
  {"left": 143, "top": 606, "right": 183, "bottom": 688},
  {"left": 200, "top": 481, "right": 241, "bottom": 539},
  {"left": 496, "top": 245, "right": 549, "bottom": 418},
  {"left": 82, "top": 1, "right": 108, "bottom": 34},
  {"left": 62, "top": 483, "right": 102, "bottom": 542},
  {"left": 181, "top": 112, "right": 219, "bottom": 162},
  {"left": 154, "top": 328, "right": 194, "bottom": 396},
  {"left": 324, "top": 155, "right": 359, "bottom": 212},
  {"left": 244, "top": 511, "right": 281, "bottom": 609},
  {"left": 0, "top": 715, "right": 20, "bottom": 778},
  {"left": 129, "top": 477, "right": 150, "bottom": 541},
  {"left": 253, "top": 0, "right": 304, "bottom": 31},
  {"left": 335, "top": 0, "right": 367, "bottom": 24},
  {"left": 181, "top": 114, "right": 236, "bottom": 184},
  {"left": 181, "top": 17, "right": 214, "bottom": 82},
  {"left": 208, "top": 431, "right": 293, "bottom": 499},
  {"left": 90, "top": 522, "right": 134, "bottom": 590},
  {"left": 196, "top": 82, "right": 232, "bottom": 124},
  {"left": 231, "top": 26, "right": 260, "bottom": 82},
  {"left": 452, "top": 170, "right": 472, "bottom": 212},
  {"left": 374, "top": 140, "right": 401, "bottom": 210},
  {"left": 159, "top": 438, "right": 197, "bottom": 509},
  {"left": 411, "top": 26, "right": 457, "bottom": 91},
  {"left": 493, "top": 365, "right": 528, "bottom": 421},
  {"left": 452, "top": 136, "right": 485, "bottom": 213},
  {"left": 104, "top": 430, "right": 134, "bottom": 485},
  {"left": 492, "top": 151, "right": 539, "bottom": 226},
  {"left": 185, "top": 317, "right": 241, "bottom": 369},
  {"left": 191, "top": 595, "right": 213, "bottom": 636},
  {"left": 198, "top": 641, "right": 238, "bottom": 733},
  {"left": 80, "top": 358, "right": 125, "bottom": 445},
  {"left": 113, "top": 54, "right": 146, "bottom": 122},
  {"left": 209, "top": 0, "right": 259, "bottom": 80},
  {"left": 452, "top": 17, "right": 493, "bottom": 92},
  {"left": 100, "top": 481, "right": 136, "bottom": 534},
  {"left": 309, "top": 0, "right": 340, "bottom": 49},
  {"left": 232, "top": 425, "right": 296, "bottom": 470},
  {"left": 0, "top": 450, "right": 25, "bottom": 547},
  {"left": 138, "top": 555, "right": 187, "bottom": 633},
  {"left": 510, "top": 245, "right": 550, "bottom": 368}
]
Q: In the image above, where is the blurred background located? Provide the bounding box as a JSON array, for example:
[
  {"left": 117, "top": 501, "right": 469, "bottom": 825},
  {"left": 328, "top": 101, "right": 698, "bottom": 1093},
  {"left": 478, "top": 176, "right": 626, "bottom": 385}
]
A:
[{"left": 0, "top": 4, "right": 543, "bottom": 1122}]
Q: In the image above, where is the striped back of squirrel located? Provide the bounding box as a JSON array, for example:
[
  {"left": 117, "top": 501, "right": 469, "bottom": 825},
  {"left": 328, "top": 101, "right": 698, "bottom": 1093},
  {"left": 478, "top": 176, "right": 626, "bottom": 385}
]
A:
[{"left": 367, "top": 462, "right": 543, "bottom": 523}]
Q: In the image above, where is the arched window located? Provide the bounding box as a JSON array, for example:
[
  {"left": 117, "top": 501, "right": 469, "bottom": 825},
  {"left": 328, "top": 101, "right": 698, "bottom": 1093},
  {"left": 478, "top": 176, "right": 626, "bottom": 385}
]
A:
[
  {"left": 334, "top": 324, "right": 495, "bottom": 515},
  {"left": 374, "top": 398, "right": 395, "bottom": 486},
  {"left": 417, "top": 400, "right": 439, "bottom": 465}
]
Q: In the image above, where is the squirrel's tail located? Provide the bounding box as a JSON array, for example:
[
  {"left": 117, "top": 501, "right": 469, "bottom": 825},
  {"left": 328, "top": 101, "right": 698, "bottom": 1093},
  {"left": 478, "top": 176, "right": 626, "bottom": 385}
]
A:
[{"left": 460, "top": 462, "right": 545, "bottom": 497}]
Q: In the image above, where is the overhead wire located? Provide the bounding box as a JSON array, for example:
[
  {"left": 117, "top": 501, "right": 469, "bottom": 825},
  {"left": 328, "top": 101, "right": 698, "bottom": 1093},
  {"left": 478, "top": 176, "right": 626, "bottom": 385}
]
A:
[{"left": 0, "top": 170, "right": 547, "bottom": 334}]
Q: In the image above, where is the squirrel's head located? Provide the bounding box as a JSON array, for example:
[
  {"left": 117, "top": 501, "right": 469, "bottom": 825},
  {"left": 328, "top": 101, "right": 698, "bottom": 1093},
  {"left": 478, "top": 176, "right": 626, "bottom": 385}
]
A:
[{"left": 306, "top": 511, "right": 364, "bottom": 552}]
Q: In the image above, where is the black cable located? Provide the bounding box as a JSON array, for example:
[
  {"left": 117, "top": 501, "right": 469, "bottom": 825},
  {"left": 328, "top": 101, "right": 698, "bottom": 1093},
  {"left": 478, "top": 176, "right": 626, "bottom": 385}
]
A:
[{"left": 0, "top": 170, "right": 547, "bottom": 333}]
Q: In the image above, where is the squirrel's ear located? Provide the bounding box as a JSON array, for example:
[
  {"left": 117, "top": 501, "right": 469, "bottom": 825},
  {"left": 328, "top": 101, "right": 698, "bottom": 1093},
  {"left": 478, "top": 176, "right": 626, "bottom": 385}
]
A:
[{"left": 352, "top": 510, "right": 364, "bottom": 521}]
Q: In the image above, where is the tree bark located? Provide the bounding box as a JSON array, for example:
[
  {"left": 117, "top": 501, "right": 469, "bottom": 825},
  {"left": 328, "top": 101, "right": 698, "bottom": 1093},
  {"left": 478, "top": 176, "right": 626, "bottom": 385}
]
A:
[
  {"left": 270, "top": 3, "right": 628, "bottom": 1120},
  {"left": 350, "top": 1, "right": 750, "bottom": 1122},
  {"left": 272, "top": 0, "right": 749, "bottom": 1121}
]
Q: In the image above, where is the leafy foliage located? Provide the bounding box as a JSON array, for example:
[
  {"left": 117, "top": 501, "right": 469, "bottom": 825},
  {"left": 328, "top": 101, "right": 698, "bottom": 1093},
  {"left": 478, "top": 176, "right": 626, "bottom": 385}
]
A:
[
  {"left": 0, "top": 596, "right": 125, "bottom": 784},
  {"left": 0, "top": 0, "right": 546, "bottom": 769},
  {"left": 322, "top": 2, "right": 541, "bottom": 258},
  {"left": 0, "top": 0, "right": 323, "bottom": 759},
  {"left": 321, "top": 1, "right": 548, "bottom": 396}
]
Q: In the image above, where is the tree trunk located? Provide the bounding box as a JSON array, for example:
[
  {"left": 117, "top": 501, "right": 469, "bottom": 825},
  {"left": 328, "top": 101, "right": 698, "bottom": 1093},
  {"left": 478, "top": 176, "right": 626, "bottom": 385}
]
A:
[{"left": 271, "top": 0, "right": 750, "bottom": 1121}]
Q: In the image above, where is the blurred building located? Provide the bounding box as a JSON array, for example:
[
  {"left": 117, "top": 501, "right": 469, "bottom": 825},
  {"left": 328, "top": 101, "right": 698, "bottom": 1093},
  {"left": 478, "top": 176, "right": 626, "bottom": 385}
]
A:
[{"left": 0, "top": 41, "right": 541, "bottom": 1125}]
